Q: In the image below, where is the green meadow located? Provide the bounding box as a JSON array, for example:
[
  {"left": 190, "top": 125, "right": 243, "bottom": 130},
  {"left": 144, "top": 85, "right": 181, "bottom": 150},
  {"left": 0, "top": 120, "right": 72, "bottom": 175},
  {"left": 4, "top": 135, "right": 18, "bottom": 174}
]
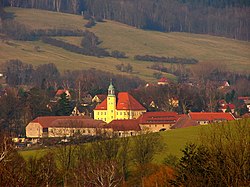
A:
[
  {"left": 1, "top": 7, "right": 249, "bottom": 82},
  {"left": 19, "top": 125, "right": 204, "bottom": 162}
]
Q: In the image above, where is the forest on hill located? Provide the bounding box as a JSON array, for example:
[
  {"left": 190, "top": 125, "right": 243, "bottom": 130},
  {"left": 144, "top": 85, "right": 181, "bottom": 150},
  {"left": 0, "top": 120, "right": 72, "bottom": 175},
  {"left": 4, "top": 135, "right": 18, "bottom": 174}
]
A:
[{"left": 0, "top": 0, "right": 249, "bottom": 41}]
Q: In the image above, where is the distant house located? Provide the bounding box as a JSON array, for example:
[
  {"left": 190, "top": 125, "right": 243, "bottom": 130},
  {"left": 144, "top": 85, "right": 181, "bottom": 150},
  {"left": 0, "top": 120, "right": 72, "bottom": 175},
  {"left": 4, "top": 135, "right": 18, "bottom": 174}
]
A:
[
  {"left": 79, "top": 94, "right": 92, "bottom": 106},
  {"left": 108, "top": 119, "right": 141, "bottom": 137},
  {"left": 169, "top": 97, "right": 179, "bottom": 108},
  {"left": 188, "top": 112, "right": 235, "bottom": 125},
  {"left": 55, "top": 89, "right": 71, "bottom": 100},
  {"left": 238, "top": 96, "right": 250, "bottom": 102},
  {"left": 26, "top": 116, "right": 108, "bottom": 138},
  {"left": 218, "top": 99, "right": 236, "bottom": 113},
  {"left": 138, "top": 112, "right": 180, "bottom": 132},
  {"left": 238, "top": 96, "right": 250, "bottom": 112},
  {"left": 157, "top": 77, "right": 169, "bottom": 85},
  {"left": 92, "top": 94, "right": 107, "bottom": 103},
  {"left": 218, "top": 99, "right": 227, "bottom": 107},
  {"left": 142, "top": 97, "right": 158, "bottom": 109},
  {"left": 145, "top": 83, "right": 155, "bottom": 88},
  {"left": 220, "top": 103, "right": 235, "bottom": 113},
  {"left": 71, "top": 105, "right": 85, "bottom": 116},
  {"left": 149, "top": 100, "right": 157, "bottom": 108}
]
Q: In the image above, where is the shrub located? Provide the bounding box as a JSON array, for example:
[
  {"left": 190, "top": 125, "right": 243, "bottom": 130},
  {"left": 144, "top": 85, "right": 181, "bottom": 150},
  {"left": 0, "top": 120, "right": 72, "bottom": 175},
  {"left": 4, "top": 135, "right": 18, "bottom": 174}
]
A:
[
  {"left": 111, "top": 50, "right": 127, "bottom": 58},
  {"left": 134, "top": 55, "right": 198, "bottom": 64},
  {"left": 84, "top": 18, "right": 96, "bottom": 28}
]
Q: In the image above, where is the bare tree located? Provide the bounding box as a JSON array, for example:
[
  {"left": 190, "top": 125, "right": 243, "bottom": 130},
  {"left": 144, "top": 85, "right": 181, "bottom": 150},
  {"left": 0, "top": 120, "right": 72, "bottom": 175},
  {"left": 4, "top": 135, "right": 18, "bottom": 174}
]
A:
[
  {"left": 0, "top": 134, "right": 27, "bottom": 186},
  {"left": 39, "top": 152, "right": 58, "bottom": 187},
  {"left": 0, "top": 135, "right": 9, "bottom": 163},
  {"left": 132, "top": 132, "right": 163, "bottom": 186},
  {"left": 118, "top": 137, "right": 130, "bottom": 183},
  {"left": 73, "top": 139, "right": 123, "bottom": 187},
  {"left": 54, "top": 141, "right": 77, "bottom": 187}
]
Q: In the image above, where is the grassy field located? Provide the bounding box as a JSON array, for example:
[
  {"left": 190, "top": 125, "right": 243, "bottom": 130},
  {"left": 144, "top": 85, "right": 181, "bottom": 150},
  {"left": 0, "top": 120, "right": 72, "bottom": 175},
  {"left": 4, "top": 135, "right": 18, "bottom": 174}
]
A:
[
  {"left": 155, "top": 125, "right": 204, "bottom": 162},
  {"left": 19, "top": 125, "right": 204, "bottom": 162},
  {"left": 1, "top": 7, "right": 250, "bottom": 82}
]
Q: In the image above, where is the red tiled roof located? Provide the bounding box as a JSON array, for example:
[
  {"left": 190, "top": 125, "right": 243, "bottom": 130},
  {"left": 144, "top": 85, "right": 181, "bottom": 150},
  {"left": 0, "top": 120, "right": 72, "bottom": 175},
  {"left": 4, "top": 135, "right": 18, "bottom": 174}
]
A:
[
  {"left": 138, "top": 112, "right": 179, "bottom": 124},
  {"left": 220, "top": 104, "right": 235, "bottom": 110},
  {"left": 158, "top": 77, "right": 168, "bottom": 83},
  {"left": 56, "top": 89, "right": 69, "bottom": 96},
  {"left": 31, "top": 116, "right": 91, "bottom": 128},
  {"left": 171, "top": 115, "right": 198, "bottom": 129},
  {"left": 95, "top": 92, "right": 146, "bottom": 111},
  {"left": 238, "top": 96, "right": 250, "bottom": 101},
  {"left": 228, "top": 104, "right": 235, "bottom": 109},
  {"left": 95, "top": 98, "right": 108, "bottom": 110},
  {"left": 108, "top": 119, "right": 141, "bottom": 131},
  {"left": 117, "top": 92, "right": 146, "bottom": 110},
  {"left": 189, "top": 112, "right": 235, "bottom": 121}
]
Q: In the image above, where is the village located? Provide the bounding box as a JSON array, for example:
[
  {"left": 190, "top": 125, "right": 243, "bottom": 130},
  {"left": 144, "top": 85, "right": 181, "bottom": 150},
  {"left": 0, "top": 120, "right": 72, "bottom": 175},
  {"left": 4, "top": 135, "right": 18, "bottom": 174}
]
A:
[{"left": 14, "top": 77, "right": 248, "bottom": 148}]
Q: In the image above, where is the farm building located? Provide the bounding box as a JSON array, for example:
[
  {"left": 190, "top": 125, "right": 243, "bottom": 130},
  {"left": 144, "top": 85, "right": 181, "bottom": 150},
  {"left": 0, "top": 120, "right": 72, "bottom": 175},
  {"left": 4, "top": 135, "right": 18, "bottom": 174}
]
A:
[{"left": 26, "top": 116, "right": 109, "bottom": 138}]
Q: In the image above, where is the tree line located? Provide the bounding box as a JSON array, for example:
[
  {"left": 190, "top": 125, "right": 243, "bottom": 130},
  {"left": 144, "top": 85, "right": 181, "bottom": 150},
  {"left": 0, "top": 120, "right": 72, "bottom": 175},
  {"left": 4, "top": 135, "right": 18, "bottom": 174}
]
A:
[
  {"left": 135, "top": 55, "right": 198, "bottom": 64},
  {"left": 3, "top": 59, "right": 144, "bottom": 91},
  {"left": 1, "top": 0, "right": 249, "bottom": 41}
]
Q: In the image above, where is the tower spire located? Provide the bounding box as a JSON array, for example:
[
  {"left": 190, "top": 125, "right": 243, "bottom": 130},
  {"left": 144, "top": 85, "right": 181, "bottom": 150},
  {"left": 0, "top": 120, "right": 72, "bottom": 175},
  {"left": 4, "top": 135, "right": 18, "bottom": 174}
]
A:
[{"left": 108, "top": 79, "right": 115, "bottom": 96}]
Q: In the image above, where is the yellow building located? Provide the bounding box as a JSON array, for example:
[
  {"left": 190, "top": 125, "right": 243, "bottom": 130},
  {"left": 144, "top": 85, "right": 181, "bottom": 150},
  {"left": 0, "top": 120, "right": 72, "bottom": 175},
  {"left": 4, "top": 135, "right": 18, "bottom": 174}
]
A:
[{"left": 94, "top": 82, "right": 146, "bottom": 123}]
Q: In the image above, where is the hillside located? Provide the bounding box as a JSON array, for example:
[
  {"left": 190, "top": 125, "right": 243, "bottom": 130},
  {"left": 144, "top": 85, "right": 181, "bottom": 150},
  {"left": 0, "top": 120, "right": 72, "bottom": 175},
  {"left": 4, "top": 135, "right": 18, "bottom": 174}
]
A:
[{"left": 1, "top": 7, "right": 250, "bottom": 82}]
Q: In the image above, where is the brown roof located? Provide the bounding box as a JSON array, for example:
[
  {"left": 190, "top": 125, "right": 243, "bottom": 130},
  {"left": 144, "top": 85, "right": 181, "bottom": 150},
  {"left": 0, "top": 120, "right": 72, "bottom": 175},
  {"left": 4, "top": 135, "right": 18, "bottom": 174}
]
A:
[
  {"left": 95, "top": 92, "right": 146, "bottom": 111},
  {"left": 241, "top": 113, "right": 250, "bottom": 118},
  {"left": 138, "top": 112, "right": 179, "bottom": 125},
  {"left": 50, "top": 119, "right": 105, "bottom": 128},
  {"left": 189, "top": 112, "right": 235, "bottom": 121},
  {"left": 108, "top": 119, "right": 141, "bottom": 131},
  {"left": 171, "top": 115, "right": 198, "bottom": 129},
  {"left": 30, "top": 116, "right": 92, "bottom": 128}
]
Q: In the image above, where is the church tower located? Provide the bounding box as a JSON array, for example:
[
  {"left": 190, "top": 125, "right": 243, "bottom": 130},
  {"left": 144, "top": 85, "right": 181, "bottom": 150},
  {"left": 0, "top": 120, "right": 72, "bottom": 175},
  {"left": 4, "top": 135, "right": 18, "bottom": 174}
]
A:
[{"left": 107, "top": 81, "right": 116, "bottom": 123}]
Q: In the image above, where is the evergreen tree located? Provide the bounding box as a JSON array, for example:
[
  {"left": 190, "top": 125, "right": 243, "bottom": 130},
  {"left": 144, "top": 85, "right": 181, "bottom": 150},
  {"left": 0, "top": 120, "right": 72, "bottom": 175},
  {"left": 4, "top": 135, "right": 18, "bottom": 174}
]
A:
[{"left": 54, "top": 93, "right": 73, "bottom": 116}]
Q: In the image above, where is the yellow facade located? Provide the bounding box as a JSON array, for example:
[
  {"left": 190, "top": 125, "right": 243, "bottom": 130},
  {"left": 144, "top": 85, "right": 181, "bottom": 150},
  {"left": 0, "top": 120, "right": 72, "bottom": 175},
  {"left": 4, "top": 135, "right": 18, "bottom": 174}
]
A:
[{"left": 94, "top": 82, "right": 146, "bottom": 123}]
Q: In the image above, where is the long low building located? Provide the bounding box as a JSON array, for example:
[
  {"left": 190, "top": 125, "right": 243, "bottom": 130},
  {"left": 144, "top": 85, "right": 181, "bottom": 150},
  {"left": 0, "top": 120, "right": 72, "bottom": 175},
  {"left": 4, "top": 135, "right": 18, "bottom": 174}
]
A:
[
  {"left": 26, "top": 116, "right": 109, "bottom": 138},
  {"left": 26, "top": 112, "right": 237, "bottom": 139},
  {"left": 138, "top": 112, "right": 180, "bottom": 132},
  {"left": 188, "top": 112, "right": 235, "bottom": 125}
]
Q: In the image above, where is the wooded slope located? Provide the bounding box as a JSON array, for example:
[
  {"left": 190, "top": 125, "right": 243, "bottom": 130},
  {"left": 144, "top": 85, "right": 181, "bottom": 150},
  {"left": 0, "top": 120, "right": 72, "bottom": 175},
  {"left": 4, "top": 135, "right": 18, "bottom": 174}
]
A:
[{"left": 0, "top": 7, "right": 249, "bottom": 81}]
